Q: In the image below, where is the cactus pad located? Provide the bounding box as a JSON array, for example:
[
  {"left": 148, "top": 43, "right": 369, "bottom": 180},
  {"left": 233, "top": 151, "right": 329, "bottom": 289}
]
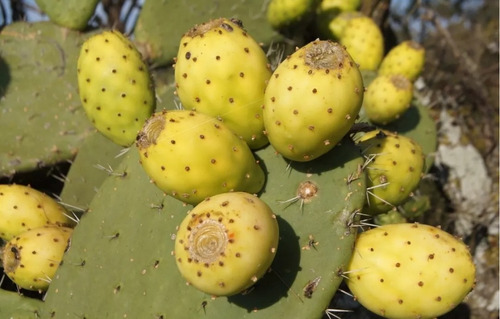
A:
[
  {"left": 0, "top": 22, "right": 94, "bottom": 177},
  {"left": 41, "top": 137, "right": 365, "bottom": 319}
]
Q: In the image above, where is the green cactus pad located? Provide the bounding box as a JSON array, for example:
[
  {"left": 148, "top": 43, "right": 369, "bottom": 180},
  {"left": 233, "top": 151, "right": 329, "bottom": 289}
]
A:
[
  {"left": 0, "top": 22, "right": 95, "bottom": 177},
  {"left": 35, "top": 0, "right": 99, "bottom": 30},
  {"left": 41, "top": 137, "right": 365, "bottom": 318},
  {"left": 58, "top": 132, "right": 124, "bottom": 213},
  {"left": 133, "top": 0, "right": 281, "bottom": 67},
  {"left": 0, "top": 289, "right": 43, "bottom": 318}
]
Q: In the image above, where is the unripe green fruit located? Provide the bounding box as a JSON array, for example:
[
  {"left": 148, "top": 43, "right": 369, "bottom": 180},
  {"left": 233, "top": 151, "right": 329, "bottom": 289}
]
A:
[
  {"left": 358, "top": 130, "right": 424, "bottom": 214},
  {"left": 378, "top": 40, "right": 425, "bottom": 82},
  {"left": 136, "top": 110, "right": 265, "bottom": 205},
  {"left": 2, "top": 225, "right": 73, "bottom": 291},
  {"left": 363, "top": 74, "right": 414, "bottom": 125},
  {"left": 174, "top": 18, "right": 271, "bottom": 149},
  {"left": 263, "top": 40, "right": 363, "bottom": 162},
  {"left": 346, "top": 223, "right": 476, "bottom": 319},
  {"left": 174, "top": 192, "right": 279, "bottom": 296},
  {"left": 77, "top": 30, "right": 155, "bottom": 147},
  {"left": 0, "top": 184, "right": 75, "bottom": 241},
  {"left": 340, "top": 15, "right": 384, "bottom": 71}
]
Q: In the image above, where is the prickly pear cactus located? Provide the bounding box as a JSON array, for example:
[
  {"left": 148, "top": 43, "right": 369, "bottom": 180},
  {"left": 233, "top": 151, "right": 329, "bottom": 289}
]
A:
[
  {"left": 0, "top": 22, "right": 94, "bottom": 177},
  {"left": 0, "top": 3, "right": 446, "bottom": 318},
  {"left": 0, "top": 289, "right": 42, "bottom": 318},
  {"left": 40, "top": 137, "right": 365, "bottom": 319}
]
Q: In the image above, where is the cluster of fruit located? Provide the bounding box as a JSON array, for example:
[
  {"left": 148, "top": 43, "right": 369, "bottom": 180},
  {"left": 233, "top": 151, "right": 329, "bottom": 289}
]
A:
[
  {"left": 0, "top": 2, "right": 476, "bottom": 317},
  {"left": 72, "top": 13, "right": 476, "bottom": 317},
  {"left": 0, "top": 184, "right": 74, "bottom": 292}
]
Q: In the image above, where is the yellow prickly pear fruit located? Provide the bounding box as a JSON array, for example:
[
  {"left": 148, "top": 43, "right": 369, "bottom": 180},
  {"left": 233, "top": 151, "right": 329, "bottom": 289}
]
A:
[
  {"left": 0, "top": 184, "right": 75, "bottom": 241},
  {"left": 263, "top": 40, "right": 364, "bottom": 162},
  {"left": 316, "top": 10, "right": 363, "bottom": 41},
  {"left": 319, "top": 0, "right": 360, "bottom": 12},
  {"left": 266, "top": 0, "right": 317, "bottom": 30},
  {"left": 315, "top": 0, "right": 361, "bottom": 39},
  {"left": 174, "top": 192, "right": 279, "bottom": 296},
  {"left": 340, "top": 15, "right": 384, "bottom": 70},
  {"left": 363, "top": 74, "right": 414, "bottom": 125},
  {"left": 77, "top": 30, "right": 156, "bottom": 147},
  {"left": 136, "top": 110, "right": 265, "bottom": 205},
  {"left": 378, "top": 40, "right": 426, "bottom": 82},
  {"left": 2, "top": 225, "right": 73, "bottom": 291},
  {"left": 174, "top": 18, "right": 271, "bottom": 149},
  {"left": 346, "top": 223, "right": 476, "bottom": 319},
  {"left": 357, "top": 130, "right": 424, "bottom": 215}
]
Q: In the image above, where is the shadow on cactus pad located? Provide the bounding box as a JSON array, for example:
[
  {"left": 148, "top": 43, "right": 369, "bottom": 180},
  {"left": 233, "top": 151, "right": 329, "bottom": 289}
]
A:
[{"left": 228, "top": 215, "right": 301, "bottom": 310}]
